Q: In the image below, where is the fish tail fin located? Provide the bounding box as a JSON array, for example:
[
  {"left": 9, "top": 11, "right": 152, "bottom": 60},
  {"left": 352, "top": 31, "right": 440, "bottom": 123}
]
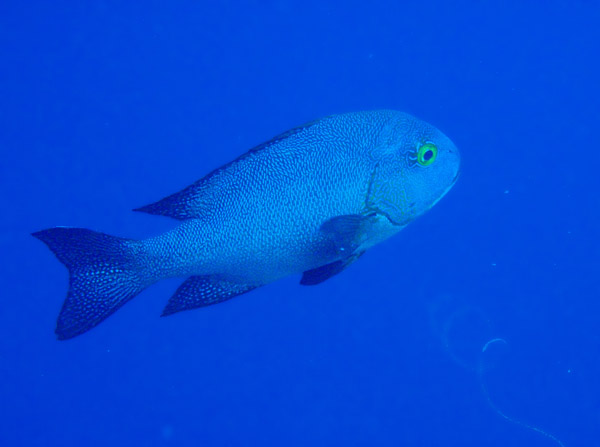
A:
[{"left": 32, "top": 227, "right": 150, "bottom": 340}]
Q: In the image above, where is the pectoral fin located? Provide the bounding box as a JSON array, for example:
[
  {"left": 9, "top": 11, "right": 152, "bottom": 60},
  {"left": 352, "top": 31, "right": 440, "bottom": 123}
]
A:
[
  {"left": 300, "top": 252, "right": 365, "bottom": 285},
  {"left": 161, "top": 276, "right": 258, "bottom": 316},
  {"left": 320, "top": 213, "right": 377, "bottom": 256},
  {"left": 302, "top": 213, "right": 376, "bottom": 285}
]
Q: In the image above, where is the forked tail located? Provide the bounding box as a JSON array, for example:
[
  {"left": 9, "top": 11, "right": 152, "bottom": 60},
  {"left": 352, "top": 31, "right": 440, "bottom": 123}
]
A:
[{"left": 32, "top": 227, "right": 149, "bottom": 340}]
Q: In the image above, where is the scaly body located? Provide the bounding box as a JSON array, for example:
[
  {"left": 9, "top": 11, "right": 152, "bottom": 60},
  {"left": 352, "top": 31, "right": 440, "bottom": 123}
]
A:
[{"left": 34, "top": 110, "right": 460, "bottom": 339}]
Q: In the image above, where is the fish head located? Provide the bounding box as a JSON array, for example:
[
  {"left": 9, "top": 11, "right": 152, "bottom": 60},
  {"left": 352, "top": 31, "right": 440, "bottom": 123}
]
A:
[{"left": 367, "top": 113, "right": 461, "bottom": 226}]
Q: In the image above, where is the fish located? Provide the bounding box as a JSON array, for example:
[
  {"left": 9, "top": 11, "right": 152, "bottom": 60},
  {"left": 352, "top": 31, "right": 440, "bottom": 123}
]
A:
[{"left": 33, "top": 110, "right": 461, "bottom": 339}]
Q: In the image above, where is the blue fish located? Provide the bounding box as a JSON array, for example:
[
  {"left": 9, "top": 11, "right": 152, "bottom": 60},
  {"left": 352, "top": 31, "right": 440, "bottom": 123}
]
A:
[{"left": 33, "top": 110, "right": 460, "bottom": 339}]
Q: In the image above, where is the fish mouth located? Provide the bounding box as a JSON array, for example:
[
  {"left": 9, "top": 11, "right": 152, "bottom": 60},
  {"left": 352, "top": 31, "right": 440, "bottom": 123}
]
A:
[
  {"left": 451, "top": 169, "right": 460, "bottom": 186},
  {"left": 428, "top": 170, "right": 461, "bottom": 210}
]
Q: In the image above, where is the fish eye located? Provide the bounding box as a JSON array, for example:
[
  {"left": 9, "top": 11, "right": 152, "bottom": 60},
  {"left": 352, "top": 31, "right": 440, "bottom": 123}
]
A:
[{"left": 417, "top": 143, "right": 437, "bottom": 167}]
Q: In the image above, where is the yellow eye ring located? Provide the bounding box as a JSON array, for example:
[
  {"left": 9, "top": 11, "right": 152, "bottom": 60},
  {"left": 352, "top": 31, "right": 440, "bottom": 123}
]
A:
[{"left": 417, "top": 143, "right": 437, "bottom": 166}]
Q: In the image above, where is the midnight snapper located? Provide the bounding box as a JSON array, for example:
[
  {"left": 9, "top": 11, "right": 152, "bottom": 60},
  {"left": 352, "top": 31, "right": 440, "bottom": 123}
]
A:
[{"left": 34, "top": 110, "right": 461, "bottom": 339}]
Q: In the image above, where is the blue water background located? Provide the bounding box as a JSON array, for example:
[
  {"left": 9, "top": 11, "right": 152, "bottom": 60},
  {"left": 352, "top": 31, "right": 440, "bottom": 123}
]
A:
[{"left": 1, "top": 1, "right": 599, "bottom": 445}]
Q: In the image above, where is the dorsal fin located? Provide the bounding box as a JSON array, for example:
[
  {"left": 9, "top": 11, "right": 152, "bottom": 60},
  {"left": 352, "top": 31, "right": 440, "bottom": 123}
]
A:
[
  {"left": 133, "top": 180, "right": 214, "bottom": 220},
  {"left": 134, "top": 120, "right": 319, "bottom": 220}
]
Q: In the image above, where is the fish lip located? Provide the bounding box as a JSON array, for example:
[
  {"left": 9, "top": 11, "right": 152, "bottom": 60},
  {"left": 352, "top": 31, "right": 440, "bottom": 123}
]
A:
[
  {"left": 428, "top": 169, "right": 460, "bottom": 210},
  {"left": 451, "top": 170, "right": 461, "bottom": 185}
]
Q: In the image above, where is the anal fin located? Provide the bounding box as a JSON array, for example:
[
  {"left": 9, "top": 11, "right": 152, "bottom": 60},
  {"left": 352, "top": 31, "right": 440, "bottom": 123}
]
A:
[{"left": 162, "top": 276, "right": 258, "bottom": 316}]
